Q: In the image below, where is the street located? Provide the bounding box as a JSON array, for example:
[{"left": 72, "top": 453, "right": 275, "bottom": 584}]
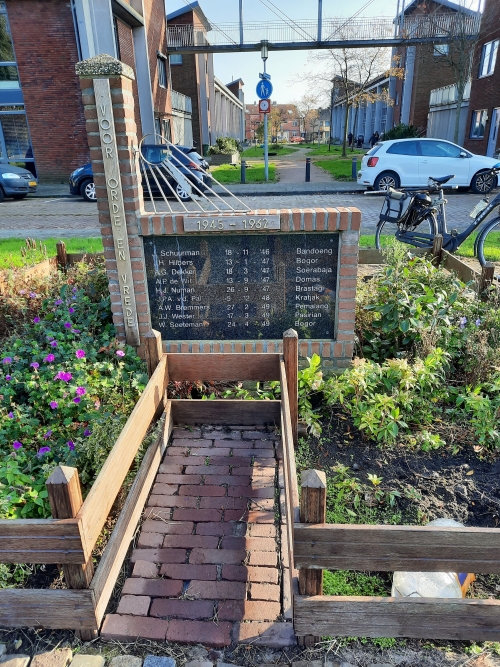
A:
[{"left": 0, "top": 190, "right": 493, "bottom": 239}]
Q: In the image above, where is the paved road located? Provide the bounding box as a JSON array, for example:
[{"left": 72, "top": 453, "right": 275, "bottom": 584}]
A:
[{"left": 0, "top": 191, "right": 494, "bottom": 239}]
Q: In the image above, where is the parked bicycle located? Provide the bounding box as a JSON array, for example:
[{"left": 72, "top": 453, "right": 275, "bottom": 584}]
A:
[{"left": 370, "top": 163, "right": 500, "bottom": 268}]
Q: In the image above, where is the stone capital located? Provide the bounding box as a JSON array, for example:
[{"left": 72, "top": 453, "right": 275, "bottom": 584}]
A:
[{"left": 75, "top": 54, "right": 135, "bottom": 81}]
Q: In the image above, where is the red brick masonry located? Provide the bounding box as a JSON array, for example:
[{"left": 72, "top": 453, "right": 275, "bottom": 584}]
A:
[{"left": 101, "top": 426, "right": 295, "bottom": 647}]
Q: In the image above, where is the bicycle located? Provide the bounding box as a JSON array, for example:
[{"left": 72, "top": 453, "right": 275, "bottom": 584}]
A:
[{"left": 370, "top": 163, "right": 500, "bottom": 268}]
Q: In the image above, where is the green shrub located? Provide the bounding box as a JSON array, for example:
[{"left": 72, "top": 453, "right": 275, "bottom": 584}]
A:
[
  {"left": 381, "top": 123, "right": 419, "bottom": 140},
  {"left": 323, "top": 569, "right": 388, "bottom": 596},
  {"left": 207, "top": 137, "right": 240, "bottom": 155}
]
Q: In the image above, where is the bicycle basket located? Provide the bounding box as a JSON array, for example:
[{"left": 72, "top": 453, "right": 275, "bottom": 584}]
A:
[{"left": 379, "top": 191, "right": 414, "bottom": 224}]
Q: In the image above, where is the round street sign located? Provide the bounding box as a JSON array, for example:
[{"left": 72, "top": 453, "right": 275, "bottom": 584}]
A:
[
  {"left": 259, "top": 99, "right": 271, "bottom": 114},
  {"left": 256, "top": 79, "right": 273, "bottom": 99}
]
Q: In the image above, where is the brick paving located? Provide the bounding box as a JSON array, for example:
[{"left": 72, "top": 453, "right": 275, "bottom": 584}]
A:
[{"left": 101, "top": 426, "right": 294, "bottom": 648}]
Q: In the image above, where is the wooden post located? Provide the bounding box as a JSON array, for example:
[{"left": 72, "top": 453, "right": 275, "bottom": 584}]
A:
[
  {"left": 56, "top": 240, "right": 68, "bottom": 270},
  {"left": 46, "top": 466, "right": 96, "bottom": 640},
  {"left": 283, "top": 329, "right": 298, "bottom": 448},
  {"left": 298, "top": 469, "right": 326, "bottom": 647},
  {"left": 144, "top": 329, "right": 163, "bottom": 378},
  {"left": 478, "top": 262, "right": 495, "bottom": 301},
  {"left": 431, "top": 233, "right": 443, "bottom": 266}
]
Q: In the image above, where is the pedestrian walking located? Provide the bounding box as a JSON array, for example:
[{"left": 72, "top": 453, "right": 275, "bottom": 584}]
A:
[{"left": 348, "top": 132, "right": 353, "bottom": 147}]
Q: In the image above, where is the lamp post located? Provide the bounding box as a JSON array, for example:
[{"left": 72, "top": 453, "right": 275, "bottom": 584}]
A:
[{"left": 261, "top": 40, "right": 269, "bottom": 182}]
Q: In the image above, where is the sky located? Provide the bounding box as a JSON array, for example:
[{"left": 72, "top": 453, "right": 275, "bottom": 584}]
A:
[{"left": 167, "top": 0, "right": 482, "bottom": 104}]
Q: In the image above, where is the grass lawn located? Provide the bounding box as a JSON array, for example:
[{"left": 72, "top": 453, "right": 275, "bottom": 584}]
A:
[
  {"left": 0, "top": 237, "right": 103, "bottom": 269},
  {"left": 240, "top": 145, "right": 298, "bottom": 158},
  {"left": 314, "top": 158, "right": 361, "bottom": 181},
  {"left": 211, "top": 162, "right": 276, "bottom": 183},
  {"left": 306, "top": 144, "right": 365, "bottom": 157}
]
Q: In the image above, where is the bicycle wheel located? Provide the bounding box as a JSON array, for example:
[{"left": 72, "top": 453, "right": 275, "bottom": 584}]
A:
[
  {"left": 477, "top": 215, "right": 500, "bottom": 269},
  {"left": 375, "top": 214, "right": 438, "bottom": 251}
]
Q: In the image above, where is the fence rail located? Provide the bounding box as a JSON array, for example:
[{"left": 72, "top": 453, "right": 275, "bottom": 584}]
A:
[{"left": 167, "top": 14, "right": 480, "bottom": 52}]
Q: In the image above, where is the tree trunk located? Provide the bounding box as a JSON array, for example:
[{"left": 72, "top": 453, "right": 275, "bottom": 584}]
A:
[
  {"left": 351, "top": 105, "right": 359, "bottom": 152},
  {"left": 342, "top": 104, "right": 350, "bottom": 158}
]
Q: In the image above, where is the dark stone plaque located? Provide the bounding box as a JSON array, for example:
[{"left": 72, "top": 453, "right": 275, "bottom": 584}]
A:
[{"left": 144, "top": 233, "right": 339, "bottom": 341}]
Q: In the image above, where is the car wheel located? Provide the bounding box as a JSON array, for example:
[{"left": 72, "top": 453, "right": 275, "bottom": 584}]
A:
[
  {"left": 80, "top": 178, "right": 96, "bottom": 202},
  {"left": 0, "top": 187, "right": 4, "bottom": 203},
  {"left": 374, "top": 171, "right": 400, "bottom": 191},
  {"left": 470, "top": 171, "right": 497, "bottom": 195},
  {"left": 175, "top": 182, "right": 191, "bottom": 201}
]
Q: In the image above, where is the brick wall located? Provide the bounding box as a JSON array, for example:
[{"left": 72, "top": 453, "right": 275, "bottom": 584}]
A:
[
  {"left": 143, "top": 0, "right": 172, "bottom": 127},
  {"left": 6, "top": 0, "right": 89, "bottom": 183},
  {"left": 116, "top": 19, "right": 143, "bottom": 139},
  {"left": 463, "top": 0, "right": 500, "bottom": 155}
]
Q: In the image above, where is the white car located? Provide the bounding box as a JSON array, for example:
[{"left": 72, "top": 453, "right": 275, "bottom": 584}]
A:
[{"left": 357, "top": 138, "right": 499, "bottom": 194}]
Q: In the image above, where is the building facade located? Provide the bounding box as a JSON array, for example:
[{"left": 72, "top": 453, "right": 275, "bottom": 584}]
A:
[
  {"left": 427, "top": 80, "right": 471, "bottom": 145},
  {"left": 213, "top": 77, "right": 244, "bottom": 143},
  {"left": 0, "top": 0, "right": 174, "bottom": 182},
  {"left": 463, "top": 0, "right": 500, "bottom": 156}
]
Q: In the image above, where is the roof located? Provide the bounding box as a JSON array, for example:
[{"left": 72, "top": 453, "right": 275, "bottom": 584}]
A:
[
  {"left": 397, "top": 0, "right": 479, "bottom": 18},
  {"left": 166, "top": 2, "right": 211, "bottom": 29},
  {"left": 226, "top": 78, "right": 245, "bottom": 87}
]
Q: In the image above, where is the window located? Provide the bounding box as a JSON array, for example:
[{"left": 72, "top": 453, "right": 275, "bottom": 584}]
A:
[
  {"left": 395, "top": 91, "right": 400, "bottom": 106},
  {"left": 434, "top": 44, "right": 449, "bottom": 56},
  {"left": 112, "top": 17, "right": 121, "bottom": 61},
  {"left": 170, "top": 54, "right": 183, "bottom": 65},
  {"left": 158, "top": 56, "right": 167, "bottom": 88},
  {"left": 479, "top": 40, "right": 499, "bottom": 77},
  {"left": 387, "top": 141, "right": 419, "bottom": 156},
  {"left": 292, "top": 120, "right": 298, "bottom": 127},
  {"left": 161, "top": 118, "right": 171, "bottom": 142},
  {"left": 324, "top": 120, "right": 330, "bottom": 127},
  {"left": 420, "top": 140, "right": 463, "bottom": 157},
  {"left": 470, "top": 110, "right": 488, "bottom": 139}
]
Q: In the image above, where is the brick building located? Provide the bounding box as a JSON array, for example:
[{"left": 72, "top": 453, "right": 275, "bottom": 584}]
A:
[
  {"left": 392, "top": 0, "right": 479, "bottom": 134},
  {"left": 0, "top": 0, "right": 173, "bottom": 183},
  {"left": 245, "top": 103, "right": 299, "bottom": 142},
  {"left": 463, "top": 0, "right": 500, "bottom": 156}
]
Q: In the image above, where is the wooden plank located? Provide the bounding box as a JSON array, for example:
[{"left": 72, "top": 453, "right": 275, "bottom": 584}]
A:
[
  {"left": 0, "top": 518, "right": 84, "bottom": 564},
  {"left": 78, "top": 354, "right": 168, "bottom": 554},
  {"left": 294, "top": 524, "right": 500, "bottom": 573},
  {"left": 91, "top": 405, "right": 171, "bottom": 625},
  {"left": 67, "top": 252, "right": 104, "bottom": 264},
  {"left": 283, "top": 330, "right": 298, "bottom": 447},
  {"left": 171, "top": 399, "right": 281, "bottom": 425},
  {"left": 294, "top": 596, "right": 500, "bottom": 640},
  {"left": 0, "top": 589, "right": 97, "bottom": 630},
  {"left": 145, "top": 329, "right": 164, "bottom": 378},
  {"left": 442, "top": 250, "right": 478, "bottom": 284},
  {"left": 279, "top": 363, "right": 300, "bottom": 521},
  {"left": 167, "top": 353, "right": 280, "bottom": 382},
  {"left": 358, "top": 247, "right": 427, "bottom": 264}
]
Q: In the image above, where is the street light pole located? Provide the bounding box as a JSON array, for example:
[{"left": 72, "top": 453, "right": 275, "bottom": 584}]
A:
[{"left": 261, "top": 41, "right": 269, "bottom": 182}]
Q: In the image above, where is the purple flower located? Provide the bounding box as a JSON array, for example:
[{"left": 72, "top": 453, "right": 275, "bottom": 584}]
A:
[
  {"left": 49, "top": 401, "right": 58, "bottom": 409},
  {"left": 116, "top": 350, "right": 125, "bottom": 357},
  {"left": 12, "top": 441, "right": 22, "bottom": 450},
  {"left": 475, "top": 319, "right": 481, "bottom": 326},
  {"left": 50, "top": 341, "right": 58, "bottom": 348},
  {"left": 43, "top": 430, "right": 52, "bottom": 439},
  {"left": 33, "top": 317, "right": 40, "bottom": 324},
  {"left": 69, "top": 307, "right": 75, "bottom": 314},
  {"left": 37, "top": 446, "right": 51, "bottom": 456},
  {"left": 30, "top": 362, "right": 39, "bottom": 369},
  {"left": 64, "top": 322, "right": 72, "bottom": 329},
  {"left": 2, "top": 357, "right": 12, "bottom": 364},
  {"left": 55, "top": 371, "right": 73, "bottom": 382},
  {"left": 29, "top": 292, "right": 37, "bottom": 298},
  {"left": 75, "top": 386, "right": 86, "bottom": 396},
  {"left": 73, "top": 397, "right": 81, "bottom": 404},
  {"left": 54, "top": 299, "right": 63, "bottom": 306},
  {"left": 44, "top": 354, "right": 55, "bottom": 363},
  {"left": 19, "top": 290, "right": 26, "bottom": 295},
  {"left": 71, "top": 329, "right": 81, "bottom": 334},
  {"left": 8, "top": 412, "right": 14, "bottom": 418},
  {"left": 67, "top": 441, "right": 75, "bottom": 451},
  {"left": 459, "top": 316, "right": 467, "bottom": 329},
  {"left": 75, "top": 350, "right": 86, "bottom": 359},
  {"left": 84, "top": 428, "right": 92, "bottom": 437},
  {"left": 5, "top": 375, "right": 11, "bottom": 381}
]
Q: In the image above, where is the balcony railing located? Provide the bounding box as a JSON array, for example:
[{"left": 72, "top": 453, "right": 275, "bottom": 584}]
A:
[
  {"left": 429, "top": 80, "right": 471, "bottom": 107},
  {"left": 171, "top": 90, "right": 192, "bottom": 114}
]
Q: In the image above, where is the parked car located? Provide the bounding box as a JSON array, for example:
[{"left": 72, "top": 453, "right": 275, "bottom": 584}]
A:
[
  {"left": 175, "top": 145, "right": 210, "bottom": 171},
  {"left": 290, "top": 136, "right": 305, "bottom": 143},
  {"left": 357, "top": 138, "right": 500, "bottom": 194},
  {"left": 0, "top": 164, "right": 37, "bottom": 202},
  {"left": 69, "top": 145, "right": 212, "bottom": 202}
]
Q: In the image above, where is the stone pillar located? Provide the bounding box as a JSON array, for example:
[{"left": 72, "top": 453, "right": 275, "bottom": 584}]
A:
[
  {"left": 364, "top": 101, "right": 373, "bottom": 140},
  {"left": 76, "top": 54, "right": 148, "bottom": 349}
]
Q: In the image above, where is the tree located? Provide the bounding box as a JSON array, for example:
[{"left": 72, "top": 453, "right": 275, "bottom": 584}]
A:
[
  {"left": 418, "top": 0, "right": 480, "bottom": 144},
  {"left": 292, "top": 94, "right": 319, "bottom": 139},
  {"left": 256, "top": 121, "right": 264, "bottom": 143},
  {"left": 268, "top": 107, "right": 287, "bottom": 143}
]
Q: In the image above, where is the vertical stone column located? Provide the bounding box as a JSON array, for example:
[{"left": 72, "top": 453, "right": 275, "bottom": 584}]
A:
[{"left": 76, "top": 54, "right": 151, "bottom": 350}]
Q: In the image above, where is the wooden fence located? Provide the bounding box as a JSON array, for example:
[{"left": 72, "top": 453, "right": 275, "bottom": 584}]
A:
[{"left": 0, "top": 330, "right": 298, "bottom": 637}]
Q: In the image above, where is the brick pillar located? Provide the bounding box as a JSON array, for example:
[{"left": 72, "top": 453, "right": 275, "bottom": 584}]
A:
[{"left": 76, "top": 54, "right": 150, "bottom": 349}]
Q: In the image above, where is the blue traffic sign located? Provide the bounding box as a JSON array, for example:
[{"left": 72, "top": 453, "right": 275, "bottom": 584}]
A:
[{"left": 256, "top": 80, "right": 273, "bottom": 99}]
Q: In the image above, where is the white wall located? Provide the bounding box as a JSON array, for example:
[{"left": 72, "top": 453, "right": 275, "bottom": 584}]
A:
[{"left": 427, "top": 103, "right": 469, "bottom": 146}]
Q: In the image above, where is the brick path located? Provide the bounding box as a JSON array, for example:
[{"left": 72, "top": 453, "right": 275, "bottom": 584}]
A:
[{"left": 101, "top": 426, "right": 295, "bottom": 648}]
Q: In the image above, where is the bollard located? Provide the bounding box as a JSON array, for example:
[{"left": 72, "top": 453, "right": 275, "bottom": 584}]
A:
[
  {"left": 305, "top": 157, "right": 311, "bottom": 182},
  {"left": 240, "top": 159, "right": 246, "bottom": 184},
  {"left": 351, "top": 156, "right": 358, "bottom": 180}
]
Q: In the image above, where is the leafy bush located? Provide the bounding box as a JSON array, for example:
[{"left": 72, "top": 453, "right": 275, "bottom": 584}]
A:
[
  {"left": 381, "top": 123, "right": 419, "bottom": 140},
  {"left": 0, "top": 264, "right": 148, "bottom": 519},
  {"left": 207, "top": 137, "right": 240, "bottom": 155}
]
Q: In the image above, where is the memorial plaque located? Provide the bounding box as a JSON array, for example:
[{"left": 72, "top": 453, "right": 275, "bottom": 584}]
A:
[{"left": 144, "top": 233, "right": 339, "bottom": 341}]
